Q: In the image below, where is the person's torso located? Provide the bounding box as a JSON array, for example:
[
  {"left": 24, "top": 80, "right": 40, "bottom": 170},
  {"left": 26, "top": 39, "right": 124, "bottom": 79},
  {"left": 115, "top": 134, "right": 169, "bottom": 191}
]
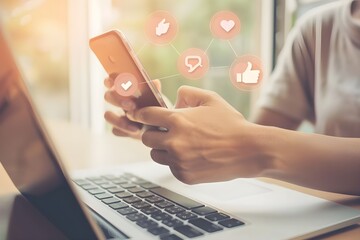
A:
[{"left": 311, "top": 1, "right": 360, "bottom": 137}]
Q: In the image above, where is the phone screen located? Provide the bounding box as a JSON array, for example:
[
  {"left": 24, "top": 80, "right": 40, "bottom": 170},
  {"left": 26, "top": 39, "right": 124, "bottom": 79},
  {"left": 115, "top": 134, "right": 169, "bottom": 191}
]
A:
[{"left": 89, "top": 30, "right": 167, "bottom": 109}]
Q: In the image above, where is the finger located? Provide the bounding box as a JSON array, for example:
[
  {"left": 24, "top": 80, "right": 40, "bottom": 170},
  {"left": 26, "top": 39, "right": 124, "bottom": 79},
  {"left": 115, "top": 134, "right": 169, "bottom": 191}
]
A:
[
  {"left": 168, "top": 167, "right": 192, "bottom": 184},
  {"left": 112, "top": 127, "right": 129, "bottom": 137},
  {"left": 150, "top": 149, "right": 170, "bottom": 166},
  {"left": 105, "top": 72, "right": 119, "bottom": 88},
  {"left": 175, "top": 86, "right": 217, "bottom": 108},
  {"left": 142, "top": 129, "right": 168, "bottom": 149},
  {"left": 245, "top": 62, "right": 253, "bottom": 72},
  {"left": 104, "top": 111, "right": 142, "bottom": 132},
  {"left": 152, "top": 79, "right": 161, "bottom": 92},
  {"left": 128, "top": 107, "right": 172, "bottom": 128},
  {"left": 104, "top": 90, "right": 136, "bottom": 111},
  {"left": 112, "top": 127, "right": 142, "bottom": 139},
  {"left": 104, "top": 77, "right": 114, "bottom": 88}
]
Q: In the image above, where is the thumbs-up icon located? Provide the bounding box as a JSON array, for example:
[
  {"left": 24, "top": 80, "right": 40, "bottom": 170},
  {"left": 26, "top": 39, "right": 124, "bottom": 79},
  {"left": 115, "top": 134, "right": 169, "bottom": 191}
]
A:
[
  {"left": 155, "top": 18, "right": 170, "bottom": 36},
  {"left": 230, "top": 55, "right": 263, "bottom": 91},
  {"left": 236, "top": 62, "right": 260, "bottom": 84}
]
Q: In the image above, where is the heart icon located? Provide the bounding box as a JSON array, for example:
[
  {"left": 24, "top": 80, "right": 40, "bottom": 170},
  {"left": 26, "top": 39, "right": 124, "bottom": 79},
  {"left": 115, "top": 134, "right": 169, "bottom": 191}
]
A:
[{"left": 220, "top": 20, "right": 235, "bottom": 32}]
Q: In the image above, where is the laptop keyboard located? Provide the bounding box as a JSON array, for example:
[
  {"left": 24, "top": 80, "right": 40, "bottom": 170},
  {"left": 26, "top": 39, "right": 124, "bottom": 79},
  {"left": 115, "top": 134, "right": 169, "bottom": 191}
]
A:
[{"left": 74, "top": 173, "right": 245, "bottom": 239}]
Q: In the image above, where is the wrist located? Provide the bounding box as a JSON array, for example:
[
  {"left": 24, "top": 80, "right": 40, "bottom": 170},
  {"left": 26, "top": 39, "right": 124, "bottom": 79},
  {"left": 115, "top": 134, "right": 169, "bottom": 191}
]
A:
[{"left": 235, "top": 122, "right": 282, "bottom": 178}]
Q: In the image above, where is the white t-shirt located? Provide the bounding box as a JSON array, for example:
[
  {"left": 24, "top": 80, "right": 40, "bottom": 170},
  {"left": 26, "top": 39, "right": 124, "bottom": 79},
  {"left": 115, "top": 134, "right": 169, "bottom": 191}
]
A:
[{"left": 257, "top": 0, "right": 360, "bottom": 137}]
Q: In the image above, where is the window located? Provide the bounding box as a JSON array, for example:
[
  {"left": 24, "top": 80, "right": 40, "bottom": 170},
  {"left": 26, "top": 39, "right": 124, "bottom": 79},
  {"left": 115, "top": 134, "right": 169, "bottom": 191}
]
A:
[{"left": 0, "top": 0, "right": 69, "bottom": 120}]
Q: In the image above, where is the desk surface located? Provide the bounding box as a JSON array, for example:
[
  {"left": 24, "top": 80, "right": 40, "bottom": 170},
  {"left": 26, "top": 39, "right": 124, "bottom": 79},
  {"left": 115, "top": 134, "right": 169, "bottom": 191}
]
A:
[{"left": 0, "top": 120, "right": 359, "bottom": 239}]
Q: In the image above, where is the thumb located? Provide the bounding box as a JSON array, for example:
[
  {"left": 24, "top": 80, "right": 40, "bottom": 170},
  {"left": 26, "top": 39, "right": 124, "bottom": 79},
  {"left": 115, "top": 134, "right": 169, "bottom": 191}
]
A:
[
  {"left": 245, "top": 62, "right": 253, "bottom": 72},
  {"left": 160, "top": 18, "right": 166, "bottom": 24},
  {"left": 175, "top": 86, "right": 217, "bottom": 108},
  {"left": 152, "top": 79, "right": 161, "bottom": 92}
]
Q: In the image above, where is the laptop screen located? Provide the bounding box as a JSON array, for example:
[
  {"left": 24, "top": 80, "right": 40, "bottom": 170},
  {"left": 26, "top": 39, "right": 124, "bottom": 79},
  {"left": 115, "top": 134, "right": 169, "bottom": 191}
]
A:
[{"left": 0, "top": 30, "right": 102, "bottom": 239}]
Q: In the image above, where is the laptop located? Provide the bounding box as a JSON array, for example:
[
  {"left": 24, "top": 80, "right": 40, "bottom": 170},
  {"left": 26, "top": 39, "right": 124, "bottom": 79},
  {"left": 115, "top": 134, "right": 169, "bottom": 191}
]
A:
[{"left": 1, "top": 28, "right": 360, "bottom": 240}]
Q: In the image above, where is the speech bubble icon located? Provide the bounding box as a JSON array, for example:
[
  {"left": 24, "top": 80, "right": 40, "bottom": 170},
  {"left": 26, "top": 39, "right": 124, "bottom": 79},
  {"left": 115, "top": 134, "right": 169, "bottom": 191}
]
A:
[
  {"left": 185, "top": 55, "right": 203, "bottom": 73},
  {"left": 177, "top": 48, "right": 209, "bottom": 80}
]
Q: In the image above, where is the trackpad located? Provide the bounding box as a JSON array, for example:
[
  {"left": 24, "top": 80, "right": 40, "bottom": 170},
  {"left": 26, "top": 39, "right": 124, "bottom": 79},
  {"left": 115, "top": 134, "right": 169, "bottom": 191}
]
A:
[{"left": 189, "top": 179, "right": 271, "bottom": 201}]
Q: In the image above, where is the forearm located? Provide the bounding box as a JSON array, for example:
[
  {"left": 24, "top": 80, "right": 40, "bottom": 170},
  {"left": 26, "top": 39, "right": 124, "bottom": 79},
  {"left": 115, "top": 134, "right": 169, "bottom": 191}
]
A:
[{"left": 256, "top": 125, "right": 360, "bottom": 195}]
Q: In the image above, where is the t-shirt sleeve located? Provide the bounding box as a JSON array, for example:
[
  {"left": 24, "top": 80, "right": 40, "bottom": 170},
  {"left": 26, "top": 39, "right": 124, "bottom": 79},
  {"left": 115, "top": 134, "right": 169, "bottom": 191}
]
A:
[{"left": 256, "top": 16, "right": 315, "bottom": 122}]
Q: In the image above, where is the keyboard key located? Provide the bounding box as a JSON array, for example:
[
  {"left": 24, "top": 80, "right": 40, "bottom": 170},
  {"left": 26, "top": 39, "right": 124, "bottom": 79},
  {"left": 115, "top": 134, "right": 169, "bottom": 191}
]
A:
[
  {"left": 156, "top": 201, "right": 174, "bottom": 209},
  {"left": 116, "top": 192, "right": 133, "bottom": 198},
  {"left": 151, "top": 188, "right": 204, "bottom": 210},
  {"left": 128, "top": 187, "right": 145, "bottom": 193},
  {"left": 126, "top": 213, "right": 147, "bottom": 222},
  {"left": 94, "top": 193, "right": 112, "bottom": 199},
  {"left": 118, "top": 207, "right": 137, "bottom": 215},
  {"left": 148, "top": 226, "right": 169, "bottom": 236},
  {"left": 132, "top": 201, "right": 151, "bottom": 209},
  {"left": 103, "top": 175, "right": 117, "bottom": 180},
  {"left": 81, "top": 184, "right": 98, "bottom": 190},
  {"left": 108, "top": 187, "right": 125, "bottom": 194},
  {"left": 165, "top": 206, "right": 185, "bottom": 214},
  {"left": 189, "top": 218, "right": 223, "bottom": 233},
  {"left": 88, "top": 188, "right": 105, "bottom": 195},
  {"left": 132, "top": 179, "right": 148, "bottom": 185},
  {"left": 141, "top": 206, "right": 160, "bottom": 215},
  {"left": 136, "top": 219, "right": 158, "bottom": 229},
  {"left": 141, "top": 182, "right": 160, "bottom": 189},
  {"left": 136, "top": 191, "right": 154, "bottom": 198},
  {"left": 162, "top": 219, "right": 183, "bottom": 228},
  {"left": 123, "top": 196, "right": 141, "bottom": 204},
  {"left": 192, "top": 206, "right": 217, "bottom": 216},
  {"left": 99, "top": 183, "right": 117, "bottom": 189},
  {"left": 160, "top": 234, "right": 183, "bottom": 240},
  {"left": 205, "top": 212, "right": 230, "bottom": 222},
  {"left": 120, "top": 183, "right": 137, "bottom": 189},
  {"left": 218, "top": 218, "right": 244, "bottom": 228},
  {"left": 176, "top": 212, "right": 198, "bottom": 220},
  {"left": 146, "top": 196, "right": 164, "bottom": 203},
  {"left": 93, "top": 179, "right": 108, "bottom": 185},
  {"left": 87, "top": 176, "right": 103, "bottom": 181},
  {"left": 151, "top": 212, "right": 172, "bottom": 221},
  {"left": 102, "top": 197, "right": 120, "bottom": 205},
  {"left": 122, "top": 173, "right": 135, "bottom": 178},
  {"left": 174, "top": 225, "right": 203, "bottom": 238},
  {"left": 127, "top": 176, "right": 147, "bottom": 183},
  {"left": 111, "top": 177, "right": 128, "bottom": 184},
  {"left": 109, "top": 202, "right": 127, "bottom": 210},
  {"left": 73, "top": 179, "right": 89, "bottom": 186}
]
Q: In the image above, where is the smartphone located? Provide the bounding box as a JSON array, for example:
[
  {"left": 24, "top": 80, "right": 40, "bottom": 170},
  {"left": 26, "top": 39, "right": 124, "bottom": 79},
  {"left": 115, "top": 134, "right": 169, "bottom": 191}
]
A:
[{"left": 89, "top": 30, "right": 167, "bottom": 109}]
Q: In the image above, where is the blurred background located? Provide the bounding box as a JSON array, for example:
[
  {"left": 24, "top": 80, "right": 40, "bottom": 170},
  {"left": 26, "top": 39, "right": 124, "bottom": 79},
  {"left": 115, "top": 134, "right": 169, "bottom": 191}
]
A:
[{"left": 0, "top": 0, "right": 337, "bottom": 133}]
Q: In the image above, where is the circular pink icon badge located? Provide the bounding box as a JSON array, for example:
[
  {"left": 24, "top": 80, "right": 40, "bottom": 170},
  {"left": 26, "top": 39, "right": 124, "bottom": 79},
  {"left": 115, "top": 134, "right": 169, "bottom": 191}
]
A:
[
  {"left": 229, "top": 55, "right": 263, "bottom": 91},
  {"left": 210, "top": 11, "right": 241, "bottom": 40},
  {"left": 114, "top": 73, "right": 139, "bottom": 97},
  {"left": 145, "top": 11, "right": 178, "bottom": 45},
  {"left": 177, "top": 48, "right": 209, "bottom": 80}
]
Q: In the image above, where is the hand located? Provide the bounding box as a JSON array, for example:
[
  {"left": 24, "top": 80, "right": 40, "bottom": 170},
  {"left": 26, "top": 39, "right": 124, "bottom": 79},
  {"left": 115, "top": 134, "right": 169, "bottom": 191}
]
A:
[
  {"left": 0, "top": 71, "right": 13, "bottom": 106},
  {"left": 104, "top": 75, "right": 161, "bottom": 139},
  {"left": 237, "top": 62, "right": 260, "bottom": 84},
  {"left": 128, "top": 86, "right": 269, "bottom": 184}
]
